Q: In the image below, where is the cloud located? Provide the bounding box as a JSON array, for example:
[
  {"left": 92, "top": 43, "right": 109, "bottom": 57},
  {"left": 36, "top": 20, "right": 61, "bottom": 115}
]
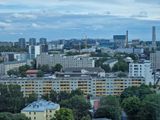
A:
[
  {"left": 12, "top": 13, "right": 37, "bottom": 19},
  {"left": 0, "top": 21, "right": 11, "bottom": 30}
]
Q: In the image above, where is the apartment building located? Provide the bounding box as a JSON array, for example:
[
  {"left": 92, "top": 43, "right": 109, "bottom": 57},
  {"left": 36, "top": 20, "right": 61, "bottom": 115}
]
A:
[
  {"left": 36, "top": 54, "right": 95, "bottom": 68},
  {"left": 0, "top": 77, "right": 145, "bottom": 97},
  {"left": 129, "top": 60, "right": 153, "bottom": 84},
  {"left": 21, "top": 99, "right": 60, "bottom": 120},
  {"left": 0, "top": 61, "right": 26, "bottom": 75}
]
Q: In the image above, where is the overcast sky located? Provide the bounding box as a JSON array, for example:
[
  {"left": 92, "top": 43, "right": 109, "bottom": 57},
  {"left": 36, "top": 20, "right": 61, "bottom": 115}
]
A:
[{"left": 0, "top": 0, "right": 160, "bottom": 41}]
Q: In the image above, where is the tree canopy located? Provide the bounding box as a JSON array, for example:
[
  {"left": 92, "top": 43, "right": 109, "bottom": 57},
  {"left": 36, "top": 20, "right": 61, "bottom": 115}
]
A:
[{"left": 51, "top": 108, "right": 74, "bottom": 120}]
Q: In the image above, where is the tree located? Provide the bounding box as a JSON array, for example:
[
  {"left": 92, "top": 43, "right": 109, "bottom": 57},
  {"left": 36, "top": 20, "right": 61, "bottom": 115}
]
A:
[
  {"left": 117, "top": 72, "right": 127, "bottom": 77},
  {"left": 101, "top": 64, "right": 111, "bottom": 72},
  {"left": 25, "top": 93, "right": 38, "bottom": 105},
  {"left": 95, "top": 96, "right": 121, "bottom": 120},
  {"left": 7, "top": 70, "right": 18, "bottom": 76},
  {"left": 137, "top": 94, "right": 160, "bottom": 120},
  {"left": 95, "top": 58, "right": 108, "bottom": 67},
  {"left": 70, "top": 89, "right": 83, "bottom": 97},
  {"left": 120, "top": 84, "right": 154, "bottom": 102},
  {"left": 60, "top": 95, "right": 91, "bottom": 120},
  {"left": 112, "top": 60, "right": 128, "bottom": 72},
  {"left": 0, "top": 84, "right": 25, "bottom": 113},
  {"left": 19, "top": 65, "right": 31, "bottom": 77},
  {"left": 51, "top": 108, "right": 74, "bottom": 120},
  {"left": 54, "top": 64, "right": 63, "bottom": 72},
  {"left": 0, "top": 112, "right": 30, "bottom": 120},
  {"left": 42, "top": 90, "right": 58, "bottom": 102},
  {"left": 36, "top": 70, "right": 44, "bottom": 77},
  {"left": 31, "top": 59, "right": 36, "bottom": 69},
  {"left": 40, "top": 65, "right": 50, "bottom": 73},
  {"left": 57, "top": 91, "right": 70, "bottom": 102},
  {"left": 122, "top": 96, "right": 141, "bottom": 120}
]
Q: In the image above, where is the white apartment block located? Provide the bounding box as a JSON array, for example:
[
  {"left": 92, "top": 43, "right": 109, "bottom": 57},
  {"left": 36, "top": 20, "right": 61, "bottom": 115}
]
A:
[
  {"left": 36, "top": 54, "right": 95, "bottom": 68},
  {"left": 0, "top": 77, "right": 145, "bottom": 97},
  {"left": 129, "top": 60, "right": 153, "bottom": 85}
]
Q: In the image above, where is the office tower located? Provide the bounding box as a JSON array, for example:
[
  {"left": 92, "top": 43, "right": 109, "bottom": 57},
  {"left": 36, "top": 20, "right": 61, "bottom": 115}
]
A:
[
  {"left": 39, "top": 38, "right": 47, "bottom": 45},
  {"left": 150, "top": 51, "right": 160, "bottom": 70},
  {"left": 125, "top": 30, "right": 129, "bottom": 48},
  {"left": 29, "top": 38, "right": 36, "bottom": 45},
  {"left": 41, "top": 45, "right": 48, "bottom": 53},
  {"left": 18, "top": 38, "right": 26, "bottom": 48},
  {"left": 114, "top": 35, "right": 126, "bottom": 48},
  {"left": 152, "top": 26, "right": 156, "bottom": 50},
  {"left": 28, "top": 45, "right": 41, "bottom": 59}
]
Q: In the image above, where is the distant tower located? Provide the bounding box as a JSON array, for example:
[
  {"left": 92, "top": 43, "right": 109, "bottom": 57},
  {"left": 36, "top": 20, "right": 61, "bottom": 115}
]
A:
[
  {"left": 152, "top": 26, "right": 156, "bottom": 50},
  {"left": 125, "top": 30, "right": 129, "bottom": 48}
]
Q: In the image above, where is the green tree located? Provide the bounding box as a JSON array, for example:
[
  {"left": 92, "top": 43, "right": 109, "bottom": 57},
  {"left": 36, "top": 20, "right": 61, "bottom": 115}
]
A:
[
  {"left": 0, "top": 84, "right": 25, "bottom": 113},
  {"left": 40, "top": 65, "right": 50, "bottom": 73},
  {"left": 7, "top": 70, "right": 18, "bottom": 76},
  {"left": 19, "top": 65, "right": 31, "bottom": 77},
  {"left": 42, "top": 90, "right": 58, "bottom": 102},
  {"left": 0, "top": 112, "right": 30, "bottom": 120},
  {"left": 60, "top": 95, "right": 91, "bottom": 120},
  {"left": 25, "top": 93, "right": 38, "bottom": 105},
  {"left": 120, "top": 84, "right": 154, "bottom": 102},
  {"left": 58, "top": 91, "right": 70, "bottom": 102},
  {"left": 137, "top": 94, "right": 160, "bottom": 120},
  {"left": 122, "top": 96, "right": 141, "bottom": 120},
  {"left": 54, "top": 64, "right": 63, "bottom": 72},
  {"left": 36, "top": 70, "right": 44, "bottom": 77},
  {"left": 95, "top": 96, "right": 121, "bottom": 120},
  {"left": 95, "top": 58, "right": 108, "bottom": 67},
  {"left": 51, "top": 108, "right": 74, "bottom": 120},
  {"left": 101, "top": 64, "right": 111, "bottom": 72},
  {"left": 112, "top": 60, "right": 128, "bottom": 72},
  {"left": 117, "top": 72, "right": 127, "bottom": 77},
  {"left": 70, "top": 89, "right": 83, "bottom": 97}
]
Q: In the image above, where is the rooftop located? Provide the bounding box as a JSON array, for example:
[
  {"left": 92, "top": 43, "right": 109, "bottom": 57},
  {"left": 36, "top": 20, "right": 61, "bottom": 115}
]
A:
[
  {"left": 63, "top": 67, "right": 105, "bottom": 73},
  {"left": 21, "top": 99, "right": 60, "bottom": 112}
]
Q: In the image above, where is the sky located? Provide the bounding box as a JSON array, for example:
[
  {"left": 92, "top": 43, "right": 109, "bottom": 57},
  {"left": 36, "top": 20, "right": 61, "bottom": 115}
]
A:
[{"left": 0, "top": 0, "right": 160, "bottom": 41}]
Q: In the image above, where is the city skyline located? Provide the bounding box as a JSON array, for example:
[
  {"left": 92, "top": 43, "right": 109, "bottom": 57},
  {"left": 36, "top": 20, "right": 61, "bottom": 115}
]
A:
[{"left": 0, "top": 0, "right": 160, "bottom": 41}]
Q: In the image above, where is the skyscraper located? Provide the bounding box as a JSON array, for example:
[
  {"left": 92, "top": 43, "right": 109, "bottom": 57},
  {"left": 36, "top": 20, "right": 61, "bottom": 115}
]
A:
[
  {"left": 152, "top": 26, "right": 156, "bottom": 50},
  {"left": 125, "top": 30, "right": 129, "bottom": 48},
  {"left": 18, "top": 38, "right": 26, "bottom": 48},
  {"left": 39, "top": 38, "right": 47, "bottom": 45},
  {"left": 114, "top": 35, "right": 126, "bottom": 48},
  {"left": 29, "top": 38, "right": 36, "bottom": 46}
]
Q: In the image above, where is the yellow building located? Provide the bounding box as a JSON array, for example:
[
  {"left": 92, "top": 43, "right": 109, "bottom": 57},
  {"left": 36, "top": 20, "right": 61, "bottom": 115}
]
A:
[
  {"left": 21, "top": 99, "right": 60, "bottom": 120},
  {"left": 0, "top": 76, "right": 145, "bottom": 97}
]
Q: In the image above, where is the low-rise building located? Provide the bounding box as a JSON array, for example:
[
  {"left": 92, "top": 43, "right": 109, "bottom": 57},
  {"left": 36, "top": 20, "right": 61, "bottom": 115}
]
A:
[
  {"left": 103, "top": 59, "right": 118, "bottom": 69},
  {"left": 21, "top": 99, "right": 60, "bottom": 120}
]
